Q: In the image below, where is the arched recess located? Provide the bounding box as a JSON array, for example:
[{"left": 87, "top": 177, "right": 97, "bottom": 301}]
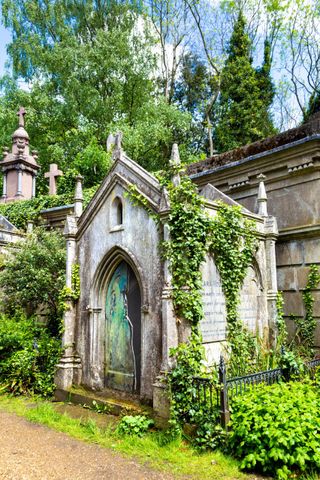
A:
[
  {"left": 90, "top": 246, "right": 148, "bottom": 394},
  {"left": 111, "top": 196, "right": 123, "bottom": 228}
]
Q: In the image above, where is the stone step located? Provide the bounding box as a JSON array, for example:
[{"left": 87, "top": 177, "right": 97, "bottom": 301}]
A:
[{"left": 55, "top": 387, "right": 152, "bottom": 418}]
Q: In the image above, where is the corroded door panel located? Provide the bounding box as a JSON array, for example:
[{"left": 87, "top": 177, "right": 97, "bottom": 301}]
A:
[{"left": 105, "top": 261, "right": 141, "bottom": 393}]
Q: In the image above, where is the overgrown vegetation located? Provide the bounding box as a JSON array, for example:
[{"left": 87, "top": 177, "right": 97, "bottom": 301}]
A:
[
  {"left": 227, "top": 381, "right": 320, "bottom": 480},
  {"left": 0, "top": 394, "right": 258, "bottom": 480},
  {"left": 156, "top": 169, "right": 258, "bottom": 436},
  {"left": 0, "top": 315, "right": 61, "bottom": 397},
  {"left": 116, "top": 415, "right": 154, "bottom": 437},
  {"left": 0, "top": 186, "right": 97, "bottom": 231},
  {"left": 0, "top": 228, "right": 66, "bottom": 336},
  {"left": 299, "top": 264, "right": 320, "bottom": 353}
]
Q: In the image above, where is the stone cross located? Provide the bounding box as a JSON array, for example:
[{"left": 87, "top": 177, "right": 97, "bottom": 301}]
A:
[
  {"left": 44, "top": 163, "right": 63, "bottom": 195},
  {"left": 17, "top": 107, "right": 26, "bottom": 127}
]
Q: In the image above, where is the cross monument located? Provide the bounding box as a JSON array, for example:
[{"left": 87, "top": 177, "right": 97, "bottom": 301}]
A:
[
  {"left": 44, "top": 163, "right": 63, "bottom": 195},
  {"left": 17, "top": 107, "right": 26, "bottom": 127}
]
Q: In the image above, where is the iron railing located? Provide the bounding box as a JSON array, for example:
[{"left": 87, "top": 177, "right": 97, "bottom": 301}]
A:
[{"left": 192, "top": 355, "right": 320, "bottom": 429}]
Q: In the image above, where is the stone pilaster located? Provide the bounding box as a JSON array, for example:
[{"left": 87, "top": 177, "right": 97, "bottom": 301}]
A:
[
  {"left": 264, "top": 215, "right": 279, "bottom": 347},
  {"left": 87, "top": 307, "right": 104, "bottom": 390},
  {"left": 153, "top": 189, "right": 177, "bottom": 420},
  {"left": 54, "top": 215, "right": 82, "bottom": 391}
]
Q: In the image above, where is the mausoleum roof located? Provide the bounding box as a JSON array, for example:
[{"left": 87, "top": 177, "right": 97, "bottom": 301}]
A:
[{"left": 188, "top": 112, "right": 320, "bottom": 176}]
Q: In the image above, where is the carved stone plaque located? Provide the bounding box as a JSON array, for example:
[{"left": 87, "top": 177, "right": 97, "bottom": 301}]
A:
[{"left": 200, "top": 256, "right": 226, "bottom": 343}]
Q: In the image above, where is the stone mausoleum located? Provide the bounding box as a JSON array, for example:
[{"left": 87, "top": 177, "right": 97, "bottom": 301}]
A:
[
  {"left": 54, "top": 140, "right": 278, "bottom": 409},
  {"left": 2, "top": 107, "right": 320, "bottom": 414}
]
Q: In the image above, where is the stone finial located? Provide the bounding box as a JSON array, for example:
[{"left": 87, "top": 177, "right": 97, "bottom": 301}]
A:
[
  {"left": 44, "top": 163, "right": 63, "bottom": 195},
  {"left": 27, "top": 220, "right": 34, "bottom": 234},
  {"left": 74, "top": 174, "right": 84, "bottom": 218},
  {"left": 107, "top": 131, "right": 124, "bottom": 160},
  {"left": 169, "top": 143, "right": 181, "bottom": 167},
  {"left": 257, "top": 173, "right": 268, "bottom": 217},
  {"left": 169, "top": 143, "right": 181, "bottom": 186},
  {"left": 17, "top": 106, "right": 26, "bottom": 127}
]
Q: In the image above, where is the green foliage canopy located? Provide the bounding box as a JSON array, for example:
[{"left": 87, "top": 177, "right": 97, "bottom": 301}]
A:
[{"left": 0, "top": 0, "right": 193, "bottom": 184}]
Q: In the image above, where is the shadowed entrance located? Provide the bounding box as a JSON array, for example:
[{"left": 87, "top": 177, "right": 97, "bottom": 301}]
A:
[{"left": 105, "top": 261, "right": 141, "bottom": 393}]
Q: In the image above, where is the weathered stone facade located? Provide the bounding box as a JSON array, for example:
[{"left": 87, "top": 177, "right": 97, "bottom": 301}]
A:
[
  {"left": 55, "top": 147, "right": 278, "bottom": 410},
  {"left": 188, "top": 114, "right": 320, "bottom": 347}
]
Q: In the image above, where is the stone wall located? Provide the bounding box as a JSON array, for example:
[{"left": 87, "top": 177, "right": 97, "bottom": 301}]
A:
[{"left": 190, "top": 136, "right": 320, "bottom": 347}]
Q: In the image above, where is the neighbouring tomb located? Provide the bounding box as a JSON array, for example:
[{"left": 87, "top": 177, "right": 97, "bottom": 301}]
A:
[
  {"left": 0, "top": 107, "right": 39, "bottom": 202},
  {"left": 54, "top": 142, "right": 278, "bottom": 412},
  {"left": 188, "top": 112, "right": 320, "bottom": 347}
]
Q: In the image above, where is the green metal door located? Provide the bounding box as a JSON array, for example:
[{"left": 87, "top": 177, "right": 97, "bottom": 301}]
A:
[{"left": 105, "top": 261, "right": 141, "bottom": 393}]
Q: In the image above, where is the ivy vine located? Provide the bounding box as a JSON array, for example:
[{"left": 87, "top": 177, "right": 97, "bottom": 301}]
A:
[
  {"left": 296, "top": 264, "right": 320, "bottom": 353},
  {"left": 59, "top": 263, "right": 81, "bottom": 312},
  {"left": 128, "top": 165, "right": 258, "bottom": 430}
]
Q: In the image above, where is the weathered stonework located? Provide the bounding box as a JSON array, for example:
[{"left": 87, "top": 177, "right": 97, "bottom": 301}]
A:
[
  {"left": 188, "top": 116, "right": 320, "bottom": 347},
  {"left": 55, "top": 149, "right": 278, "bottom": 412}
]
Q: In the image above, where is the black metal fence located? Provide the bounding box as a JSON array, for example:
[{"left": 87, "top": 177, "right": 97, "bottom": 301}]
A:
[{"left": 192, "top": 356, "right": 320, "bottom": 429}]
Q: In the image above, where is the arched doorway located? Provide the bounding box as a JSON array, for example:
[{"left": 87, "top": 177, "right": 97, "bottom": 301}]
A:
[{"left": 105, "top": 260, "right": 141, "bottom": 393}]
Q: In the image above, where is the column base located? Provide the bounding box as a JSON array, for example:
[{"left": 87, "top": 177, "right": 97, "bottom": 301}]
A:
[
  {"left": 153, "top": 374, "right": 170, "bottom": 423},
  {"left": 54, "top": 354, "right": 82, "bottom": 390}
]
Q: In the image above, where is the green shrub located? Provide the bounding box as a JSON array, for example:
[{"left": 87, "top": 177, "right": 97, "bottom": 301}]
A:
[
  {"left": 0, "top": 315, "right": 61, "bottom": 397},
  {"left": 0, "top": 187, "right": 97, "bottom": 231},
  {"left": 227, "top": 381, "right": 320, "bottom": 479},
  {"left": 0, "top": 228, "right": 66, "bottom": 335},
  {"left": 116, "top": 415, "right": 154, "bottom": 437}
]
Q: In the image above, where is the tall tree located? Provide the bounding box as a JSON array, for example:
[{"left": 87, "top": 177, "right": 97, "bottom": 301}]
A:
[
  {"left": 214, "top": 12, "right": 276, "bottom": 152},
  {"left": 1, "top": 0, "right": 192, "bottom": 187}
]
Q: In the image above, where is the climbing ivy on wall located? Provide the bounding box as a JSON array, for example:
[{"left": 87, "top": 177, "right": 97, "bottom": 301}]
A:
[
  {"left": 129, "top": 165, "right": 258, "bottom": 429},
  {"left": 163, "top": 176, "right": 211, "bottom": 326},
  {"left": 296, "top": 264, "right": 320, "bottom": 354}
]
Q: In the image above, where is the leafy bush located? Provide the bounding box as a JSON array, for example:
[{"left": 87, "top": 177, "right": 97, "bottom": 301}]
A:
[
  {"left": 0, "top": 315, "right": 61, "bottom": 397},
  {"left": 116, "top": 415, "right": 154, "bottom": 437},
  {"left": 0, "top": 228, "right": 66, "bottom": 335},
  {"left": 227, "top": 381, "right": 320, "bottom": 479},
  {"left": 0, "top": 188, "right": 97, "bottom": 231}
]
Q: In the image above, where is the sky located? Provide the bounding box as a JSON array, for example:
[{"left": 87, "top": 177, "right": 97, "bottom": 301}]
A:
[{"left": 0, "top": 24, "right": 11, "bottom": 75}]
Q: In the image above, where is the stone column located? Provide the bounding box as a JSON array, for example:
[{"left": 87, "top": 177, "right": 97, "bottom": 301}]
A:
[
  {"left": 86, "top": 307, "right": 104, "bottom": 390},
  {"left": 2, "top": 172, "right": 7, "bottom": 199},
  {"left": 160, "top": 222, "right": 179, "bottom": 371},
  {"left": 264, "top": 216, "right": 279, "bottom": 347},
  {"left": 16, "top": 169, "right": 22, "bottom": 196},
  {"left": 153, "top": 188, "right": 178, "bottom": 421},
  {"left": 32, "top": 175, "right": 36, "bottom": 198},
  {"left": 54, "top": 215, "right": 82, "bottom": 391}
]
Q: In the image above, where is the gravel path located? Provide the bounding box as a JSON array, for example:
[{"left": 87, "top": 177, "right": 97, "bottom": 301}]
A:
[{"left": 0, "top": 411, "right": 174, "bottom": 480}]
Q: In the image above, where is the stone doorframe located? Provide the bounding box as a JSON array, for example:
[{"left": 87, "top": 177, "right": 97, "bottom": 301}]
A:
[{"left": 87, "top": 245, "right": 150, "bottom": 393}]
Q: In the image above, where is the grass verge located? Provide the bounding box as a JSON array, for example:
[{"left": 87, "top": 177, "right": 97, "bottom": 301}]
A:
[{"left": 0, "top": 393, "right": 260, "bottom": 480}]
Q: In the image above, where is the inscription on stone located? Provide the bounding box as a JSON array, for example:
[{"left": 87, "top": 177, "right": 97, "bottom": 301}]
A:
[
  {"left": 239, "top": 266, "right": 260, "bottom": 333},
  {"left": 200, "top": 256, "right": 226, "bottom": 342}
]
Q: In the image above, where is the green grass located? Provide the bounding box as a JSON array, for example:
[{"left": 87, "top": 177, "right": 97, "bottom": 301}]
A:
[{"left": 0, "top": 393, "right": 261, "bottom": 480}]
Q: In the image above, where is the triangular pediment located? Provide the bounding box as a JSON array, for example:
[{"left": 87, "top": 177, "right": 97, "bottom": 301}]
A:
[
  {"left": 0, "top": 215, "right": 18, "bottom": 232},
  {"left": 77, "top": 154, "right": 162, "bottom": 235},
  {"left": 200, "top": 183, "right": 252, "bottom": 214}
]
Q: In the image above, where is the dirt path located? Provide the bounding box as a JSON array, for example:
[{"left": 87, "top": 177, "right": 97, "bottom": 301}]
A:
[{"left": 0, "top": 411, "right": 174, "bottom": 480}]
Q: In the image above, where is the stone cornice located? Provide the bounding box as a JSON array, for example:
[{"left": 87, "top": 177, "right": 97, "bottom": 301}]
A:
[
  {"left": 278, "top": 223, "right": 320, "bottom": 240},
  {"left": 190, "top": 135, "right": 320, "bottom": 190}
]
